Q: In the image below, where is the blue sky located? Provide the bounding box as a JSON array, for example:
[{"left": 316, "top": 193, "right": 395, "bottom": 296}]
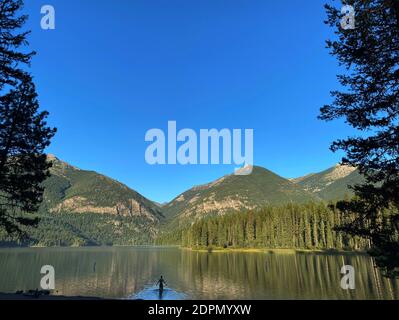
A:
[{"left": 22, "top": 0, "right": 353, "bottom": 203}]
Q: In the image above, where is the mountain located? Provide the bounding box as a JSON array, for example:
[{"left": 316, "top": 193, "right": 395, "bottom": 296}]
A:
[
  {"left": 163, "top": 166, "right": 318, "bottom": 226},
  {"left": 291, "top": 164, "right": 365, "bottom": 201},
  {"left": 0, "top": 155, "right": 164, "bottom": 246},
  {"left": 0, "top": 158, "right": 367, "bottom": 247},
  {"left": 42, "top": 155, "right": 163, "bottom": 221}
]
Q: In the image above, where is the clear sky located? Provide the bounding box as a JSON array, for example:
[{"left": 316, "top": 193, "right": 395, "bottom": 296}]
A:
[{"left": 22, "top": 0, "right": 354, "bottom": 203}]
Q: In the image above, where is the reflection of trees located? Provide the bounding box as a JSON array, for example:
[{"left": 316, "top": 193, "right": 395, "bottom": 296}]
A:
[
  {"left": 0, "top": 248, "right": 166, "bottom": 297},
  {"left": 0, "top": 248, "right": 398, "bottom": 299},
  {"left": 177, "top": 250, "right": 399, "bottom": 300}
]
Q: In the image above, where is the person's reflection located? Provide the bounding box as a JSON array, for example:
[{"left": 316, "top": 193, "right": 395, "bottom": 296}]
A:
[{"left": 156, "top": 275, "right": 167, "bottom": 298}]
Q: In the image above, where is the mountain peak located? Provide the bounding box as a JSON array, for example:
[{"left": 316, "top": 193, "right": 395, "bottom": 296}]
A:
[
  {"left": 328, "top": 164, "right": 357, "bottom": 181},
  {"left": 164, "top": 165, "right": 318, "bottom": 223},
  {"left": 291, "top": 164, "right": 363, "bottom": 201},
  {"left": 47, "top": 153, "right": 57, "bottom": 161},
  {"left": 47, "top": 154, "right": 80, "bottom": 172},
  {"left": 42, "top": 155, "right": 163, "bottom": 222}
]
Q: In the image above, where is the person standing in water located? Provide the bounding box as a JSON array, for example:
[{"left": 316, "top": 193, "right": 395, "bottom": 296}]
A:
[{"left": 156, "top": 276, "right": 167, "bottom": 295}]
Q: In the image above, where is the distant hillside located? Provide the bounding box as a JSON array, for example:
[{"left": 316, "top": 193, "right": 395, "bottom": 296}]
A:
[
  {"left": 163, "top": 166, "right": 319, "bottom": 226},
  {"left": 0, "top": 159, "right": 368, "bottom": 247},
  {"left": 42, "top": 155, "right": 163, "bottom": 221},
  {"left": 1, "top": 155, "right": 164, "bottom": 246},
  {"left": 291, "top": 164, "right": 365, "bottom": 201}
]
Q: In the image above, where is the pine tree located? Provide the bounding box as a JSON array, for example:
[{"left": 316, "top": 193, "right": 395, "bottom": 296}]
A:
[
  {"left": 0, "top": 0, "right": 35, "bottom": 91},
  {"left": 246, "top": 211, "right": 255, "bottom": 246},
  {"left": 321, "top": 0, "right": 399, "bottom": 277},
  {"left": 0, "top": 0, "right": 56, "bottom": 236}
]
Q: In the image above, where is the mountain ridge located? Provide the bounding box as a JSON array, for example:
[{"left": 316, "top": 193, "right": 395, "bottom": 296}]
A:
[
  {"left": 43, "top": 159, "right": 365, "bottom": 224},
  {"left": 290, "top": 164, "right": 365, "bottom": 201},
  {"left": 162, "top": 166, "right": 320, "bottom": 226},
  {"left": 42, "top": 155, "right": 164, "bottom": 222},
  {"left": 1, "top": 156, "right": 366, "bottom": 246}
]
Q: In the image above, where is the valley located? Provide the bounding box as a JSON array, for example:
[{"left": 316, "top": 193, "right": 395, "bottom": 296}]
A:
[{"left": 0, "top": 156, "right": 365, "bottom": 249}]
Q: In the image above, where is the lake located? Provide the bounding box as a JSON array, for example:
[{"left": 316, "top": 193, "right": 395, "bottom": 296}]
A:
[{"left": 0, "top": 246, "right": 398, "bottom": 300}]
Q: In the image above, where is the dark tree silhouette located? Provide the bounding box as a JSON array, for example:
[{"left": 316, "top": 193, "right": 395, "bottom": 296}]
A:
[
  {"left": 321, "top": 0, "right": 399, "bottom": 277},
  {"left": 0, "top": 79, "right": 56, "bottom": 234},
  {"left": 0, "top": 0, "right": 35, "bottom": 91},
  {"left": 0, "top": 0, "right": 56, "bottom": 236}
]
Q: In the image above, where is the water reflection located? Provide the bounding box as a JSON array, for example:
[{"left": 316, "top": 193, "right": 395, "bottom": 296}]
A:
[
  {"left": 0, "top": 247, "right": 397, "bottom": 300},
  {"left": 132, "top": 286, "right": 188, "bottom": 300}
]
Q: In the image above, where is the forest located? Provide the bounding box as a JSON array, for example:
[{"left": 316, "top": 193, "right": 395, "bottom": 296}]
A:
[
  {"left": 0, "top": 212, "right": 156, "bottom": 247},
  {"left": 0, "top": 203, "right": 373, "bottom": 251},
  {"left": 157, "top": 203, "right": 370, "bottom": 251}
]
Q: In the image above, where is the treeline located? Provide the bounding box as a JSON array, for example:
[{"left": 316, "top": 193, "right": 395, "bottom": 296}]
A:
[
  {"left": 157, "top": 203, "right": 370, "bottom": 251},
  {"left": 0, "top": 213, "right": 156, "bottom": 247},
  {"left": 0, "top": 203, "right": 372, "bottom": 250}
]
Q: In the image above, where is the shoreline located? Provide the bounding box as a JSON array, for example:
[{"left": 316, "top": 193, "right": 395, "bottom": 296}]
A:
[
  {"left": 0, "top": 244, "right": 179, "bottom": 250},
  {"left": 181, "top": 247, "right": 367, "bottom": 255},
  {"left": 0, "top": 292, "right": 104, "bottom": 300},
  {"left": 0, "top": 244, "right": 366, "bottom": 255}
]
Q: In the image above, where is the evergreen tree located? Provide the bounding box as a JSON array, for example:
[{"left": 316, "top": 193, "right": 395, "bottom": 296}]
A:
[
  {"left": 156, "top": 204, "right": 366, "bottom": 252},
  {"left": 0, "top": 0, "right": 56, "bottom": 236},
  {"left": 321, "top": 0, "right": 399, "bottom": 277},
  {"left": 0, "top": 78, "right": 56, "bottom": 235},
  {"left": 0, "top": 0, "right": 34, "bottom": 91}
]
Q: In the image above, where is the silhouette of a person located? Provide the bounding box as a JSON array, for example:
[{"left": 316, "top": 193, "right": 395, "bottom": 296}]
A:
[{"left": 156, "top": 276, "right": 167, "bottom": 294}]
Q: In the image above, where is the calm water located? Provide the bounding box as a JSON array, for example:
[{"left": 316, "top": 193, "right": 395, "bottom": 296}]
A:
[{"left": 0, "top": 246, "right": 398, "bottom": 300}]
